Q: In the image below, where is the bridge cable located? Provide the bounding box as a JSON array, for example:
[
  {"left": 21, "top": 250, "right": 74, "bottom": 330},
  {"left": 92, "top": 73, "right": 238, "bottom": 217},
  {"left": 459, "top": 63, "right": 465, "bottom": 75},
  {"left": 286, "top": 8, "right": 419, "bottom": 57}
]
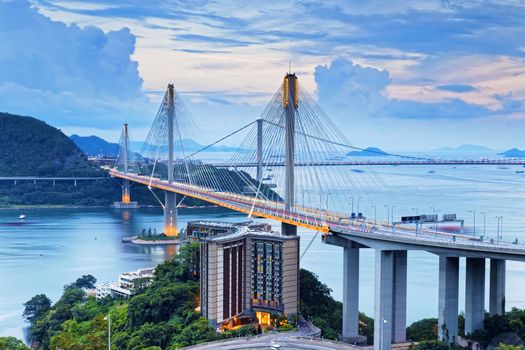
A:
[
  {"left": 300, "top": 230, "right": 320, "bottom": 261},
  {"left": 184, "top": 120, "right": 258, "bottom": 160}
]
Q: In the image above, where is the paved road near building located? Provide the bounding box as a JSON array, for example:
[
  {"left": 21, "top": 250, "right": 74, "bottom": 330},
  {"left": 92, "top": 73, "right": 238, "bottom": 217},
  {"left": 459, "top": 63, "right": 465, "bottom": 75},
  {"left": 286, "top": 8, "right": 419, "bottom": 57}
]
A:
[{"left": 182, "top": 334, "right": 360, "bottom": 350}]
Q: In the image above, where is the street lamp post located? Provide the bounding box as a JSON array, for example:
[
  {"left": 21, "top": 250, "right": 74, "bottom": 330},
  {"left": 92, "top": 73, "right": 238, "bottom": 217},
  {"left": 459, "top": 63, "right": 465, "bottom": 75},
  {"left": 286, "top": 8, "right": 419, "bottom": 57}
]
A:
[
  {"left": 391, "top": 205, "right": 396, "bottom": 225},
  {"left": 495, "top": 216, "right": 501, "bottom": 242},
  {"left": 431, "top": 207, "right": 440, "bottom": 233},
  {"left": 380, "top": 318, "right": 388, "bottom": 350},
  {"left": 371, "top": 205, "right": 377, "bottom": 224},
  {"left": 357, "top": 196, "right": 362, "bottom": 213},
  {"left": 501, "top": 216, "right": 503, "bottom": 240},
  {"left": 104, "top": 314, "right": 111, "bottom": 350},
  {"left": 384, "top": 204, "right": 390, "bottom": 225},
  {"left": 480, "top": 211, "right": 486, "bottom": 237},
  {"left": 495, "top": 216, "right": 503, "bottom": 242},
  {"left": 469, "top": 210, "right": 476, "bottom": 237}
]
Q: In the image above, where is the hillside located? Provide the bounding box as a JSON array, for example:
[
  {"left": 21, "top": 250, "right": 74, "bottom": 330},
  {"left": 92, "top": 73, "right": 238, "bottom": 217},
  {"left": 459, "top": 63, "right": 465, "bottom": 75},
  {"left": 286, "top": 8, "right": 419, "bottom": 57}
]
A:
[
  {"left": 0, "top": 113, "right": 161, "bottom": 207},
  {"left": 0, "top": 113, "right": 100, "bottom": 176},
  {"left": 70, "top": 134, "right": 120, "bottom": 157},
  {"left": 346, "top": 147, "right": 387, "bottom": 157},
  {"left": 432, "top": 144, "right": 495, "bottom": 153},
  {"left": 498, "top": 148, "right": 525, "bottom": 158}
]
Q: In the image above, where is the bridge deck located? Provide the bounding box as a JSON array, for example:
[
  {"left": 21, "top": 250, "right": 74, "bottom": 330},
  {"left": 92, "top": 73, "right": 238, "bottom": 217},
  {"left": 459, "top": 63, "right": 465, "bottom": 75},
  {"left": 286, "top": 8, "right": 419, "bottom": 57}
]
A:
[{"left": 110, "top": 169, "right": 525, "bottom": 260}]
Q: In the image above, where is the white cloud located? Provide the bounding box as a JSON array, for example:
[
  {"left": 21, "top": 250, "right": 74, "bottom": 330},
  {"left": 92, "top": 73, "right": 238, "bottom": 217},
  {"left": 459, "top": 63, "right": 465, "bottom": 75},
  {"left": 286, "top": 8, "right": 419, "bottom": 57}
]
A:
[{"left": 0, "top": 0, "right": 152, "bottom": 136}]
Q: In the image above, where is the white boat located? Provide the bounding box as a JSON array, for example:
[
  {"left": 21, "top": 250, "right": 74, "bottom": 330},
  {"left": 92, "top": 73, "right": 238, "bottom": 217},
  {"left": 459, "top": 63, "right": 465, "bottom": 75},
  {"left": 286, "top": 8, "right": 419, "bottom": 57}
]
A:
[{"left": 19, "top": 214, "right": 26, "bottom": 220}]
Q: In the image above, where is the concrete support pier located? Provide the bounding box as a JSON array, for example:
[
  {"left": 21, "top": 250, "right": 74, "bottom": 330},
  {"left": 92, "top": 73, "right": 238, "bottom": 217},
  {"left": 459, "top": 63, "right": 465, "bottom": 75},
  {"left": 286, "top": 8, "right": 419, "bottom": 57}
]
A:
[
  {"left": 164, "top": 192, "right": 177, "bottom": 236},
  {"left": 438, "top": 256, "right": 459, "bottom": 344},
  {"left": 465, "top": 257, "right": 486, "bottom": 335},
  {"left": 374, "top": 250, "right": 394, "bottom": 350},
  {"left": 392, "top": 251, "right": 407, "bottom": 343},
  {"left": 489, "top": 259, "right": 506, "bottom": 316},
  {"left": 374, "top": 250, "right": 408, "bottom": 350},
  {"left": 342, "top": 247, "right": 360, "bottom": 343},
  {"left": 323, "top": 235, "right": 366, "bottom": 344}
]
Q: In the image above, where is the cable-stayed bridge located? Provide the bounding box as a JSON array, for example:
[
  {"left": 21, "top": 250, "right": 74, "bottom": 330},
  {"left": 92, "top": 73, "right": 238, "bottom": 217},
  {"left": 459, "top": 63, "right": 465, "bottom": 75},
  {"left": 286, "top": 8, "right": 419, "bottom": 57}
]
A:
[{"left": 110, "top": 74, "right": 525, "bottom": 350}]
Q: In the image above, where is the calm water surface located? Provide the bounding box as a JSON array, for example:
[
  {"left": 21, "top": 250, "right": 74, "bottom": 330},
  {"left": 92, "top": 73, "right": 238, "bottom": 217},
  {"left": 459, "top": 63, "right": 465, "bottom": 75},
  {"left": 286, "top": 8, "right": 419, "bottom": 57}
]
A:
[{"left": 2, "top": 165, "right": 525, "bottom": 339}]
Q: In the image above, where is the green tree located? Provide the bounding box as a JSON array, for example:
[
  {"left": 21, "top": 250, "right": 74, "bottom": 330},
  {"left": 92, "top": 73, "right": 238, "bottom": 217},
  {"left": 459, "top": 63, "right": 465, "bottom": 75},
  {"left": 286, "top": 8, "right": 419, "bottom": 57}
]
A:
[
  {"left": 407, "top": 318, "right": 438, "bottom": 342},
  {"left": 23, "top": 294, "right": 51, "bottom": 325},
  {"left": 497, "top": 344, "right": 524, "bottom": 350},
  {"left": 72, "top": 274, "right": 97, "bottom": 289},
  {"left": 170, "top": 317, "right": 218, "bottom": 348},
  {"left": 0, "top": 337, "right": 29, "bottom": 350},
  {"left": 49, "top": 320, "right": 83, "bottom": 350},
  {"left": 299, "top": 269, "right": 342, "bottom": 339},
  {"left": 410, "top": 340, "right": 450, "bottom": 350}
]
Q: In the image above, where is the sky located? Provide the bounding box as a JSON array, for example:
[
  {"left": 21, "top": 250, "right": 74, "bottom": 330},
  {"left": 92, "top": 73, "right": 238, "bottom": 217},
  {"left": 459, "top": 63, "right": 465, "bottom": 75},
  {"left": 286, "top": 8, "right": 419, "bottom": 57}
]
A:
[{"left": 1, "top": 0, "right": 525, "bottom": 151}]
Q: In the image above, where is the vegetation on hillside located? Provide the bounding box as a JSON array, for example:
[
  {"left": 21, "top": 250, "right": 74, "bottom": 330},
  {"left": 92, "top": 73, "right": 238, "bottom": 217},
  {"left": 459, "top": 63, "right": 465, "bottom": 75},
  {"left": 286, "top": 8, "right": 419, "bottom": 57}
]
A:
[
  {"left": 407, "top": 318, "right": 438, "bottom": 342},
  {"left": 0, "top": 113, "right": 99, "bottom": 177},
  {"left": 299, "top": 269, "right": 374, "bottom": 343},
  {"left": 467, "top": 308, "right": 525, "bottom": 347},
  {"left": 22, "top": 243, "right": 255, "bottom": 349},
  {"left": 0, "top": 337, "right": 30, "bottom": 350}
]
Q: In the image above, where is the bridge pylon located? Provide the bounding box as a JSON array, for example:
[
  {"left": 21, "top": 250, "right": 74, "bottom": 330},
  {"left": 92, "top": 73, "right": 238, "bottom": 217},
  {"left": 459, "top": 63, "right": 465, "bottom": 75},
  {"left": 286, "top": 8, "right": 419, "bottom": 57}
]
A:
[
  {"left": 282, "top": 73, "right": 298, "bottom": 236},
  {"left": 114, "top": 123, "right": 138, "bottom": 209},
  {"left": 164, "top": 84, "right": 178, "bottom": 236}
]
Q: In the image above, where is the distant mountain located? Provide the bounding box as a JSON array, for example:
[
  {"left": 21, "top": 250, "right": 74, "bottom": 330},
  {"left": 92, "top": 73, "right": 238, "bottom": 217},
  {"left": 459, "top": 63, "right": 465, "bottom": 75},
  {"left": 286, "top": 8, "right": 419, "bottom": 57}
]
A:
[
  {"left": 70, "top": 134, "right": 120, "bottom": 157},
  {"left": 346, "top": 147, "right": 388, "bottom": 157},
  {"left": 498, "top": 148, "right": 525, "bottom": 158},
  {"left": 432, "top": 144, "right": 495, "bottom": 153}
]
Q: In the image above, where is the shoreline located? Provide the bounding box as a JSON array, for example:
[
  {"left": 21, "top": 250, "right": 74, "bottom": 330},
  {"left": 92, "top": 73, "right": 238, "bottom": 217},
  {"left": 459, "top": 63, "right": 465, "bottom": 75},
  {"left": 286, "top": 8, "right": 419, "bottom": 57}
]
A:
[
  {"left": 130, "top": 238, "right": 180, "bottom": 245},
  {"left": 121, "top": 236, "right": 181, "bottom": 245}
]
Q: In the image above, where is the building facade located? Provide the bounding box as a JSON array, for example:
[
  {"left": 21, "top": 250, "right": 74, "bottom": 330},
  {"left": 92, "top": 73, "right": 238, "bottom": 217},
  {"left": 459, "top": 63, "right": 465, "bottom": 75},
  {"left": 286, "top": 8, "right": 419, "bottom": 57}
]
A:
[
  {"left": 198, "top": 222, "right": 299, "bottom": 329},
  {"left": 95, "top": 267, "right": 155, "bottom": 299}
]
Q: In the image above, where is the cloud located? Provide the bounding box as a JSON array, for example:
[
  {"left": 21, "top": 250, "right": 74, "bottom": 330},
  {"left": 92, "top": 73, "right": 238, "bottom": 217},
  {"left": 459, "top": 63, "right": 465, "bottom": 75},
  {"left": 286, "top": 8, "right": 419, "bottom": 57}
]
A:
[
  {"left": 315, "top": 57, "right": 522, "bottom": 120},
  {"left": 0, "top": 0, "right": 151, "bottom": 130},
  {"left": 437, "top": 84, "right": 477, "bottom": 93}
]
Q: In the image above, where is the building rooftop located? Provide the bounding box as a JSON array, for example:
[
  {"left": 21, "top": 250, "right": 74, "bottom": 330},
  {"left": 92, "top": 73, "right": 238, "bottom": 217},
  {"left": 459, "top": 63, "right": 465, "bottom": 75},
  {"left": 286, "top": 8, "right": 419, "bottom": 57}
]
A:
[{"left": 203, "top": 227, "right": 298, "bottom": 244}]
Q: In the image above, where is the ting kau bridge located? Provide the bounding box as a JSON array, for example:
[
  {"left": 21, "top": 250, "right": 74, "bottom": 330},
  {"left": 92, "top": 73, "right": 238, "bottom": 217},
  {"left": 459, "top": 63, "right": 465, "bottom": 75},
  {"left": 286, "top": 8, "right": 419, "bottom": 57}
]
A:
[{"left": 110, "top": 73, "right": 525, "bottom": 350}]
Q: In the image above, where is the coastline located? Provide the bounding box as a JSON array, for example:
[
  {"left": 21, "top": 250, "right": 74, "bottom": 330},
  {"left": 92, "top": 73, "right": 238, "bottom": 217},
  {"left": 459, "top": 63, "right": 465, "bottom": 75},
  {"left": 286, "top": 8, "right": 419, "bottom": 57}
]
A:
[{"left": 121, "top": 236, "right": 181, "bottom": 245}]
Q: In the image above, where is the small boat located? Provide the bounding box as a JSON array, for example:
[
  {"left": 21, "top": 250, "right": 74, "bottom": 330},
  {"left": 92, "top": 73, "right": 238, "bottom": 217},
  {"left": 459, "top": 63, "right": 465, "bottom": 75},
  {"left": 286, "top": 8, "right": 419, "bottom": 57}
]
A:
[
  {"left": 19, "top": 214, "right": 26, "bottom": 220},
  {"left": 516, "top": 170, "right": 524, "bottom": 174}
]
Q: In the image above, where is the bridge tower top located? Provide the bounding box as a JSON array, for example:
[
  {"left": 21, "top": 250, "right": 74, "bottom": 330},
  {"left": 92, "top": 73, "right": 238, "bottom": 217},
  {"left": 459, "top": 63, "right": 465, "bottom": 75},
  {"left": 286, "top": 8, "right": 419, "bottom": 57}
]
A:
[
  {"left": 166, "top": 84, "right": 175, "bottom": 183},
  {"left": 123, "top": 123, "right": 129, "bottom": 174},
  {"left": 283, "top": 73, "right": 299, "bottom": 109}
]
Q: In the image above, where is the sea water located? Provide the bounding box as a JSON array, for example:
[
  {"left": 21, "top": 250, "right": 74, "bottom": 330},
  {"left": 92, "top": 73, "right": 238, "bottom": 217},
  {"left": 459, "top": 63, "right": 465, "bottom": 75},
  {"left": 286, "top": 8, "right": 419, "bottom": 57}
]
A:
[{"left": 1, "top": 164, "right": 525, "bottom": 339}]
